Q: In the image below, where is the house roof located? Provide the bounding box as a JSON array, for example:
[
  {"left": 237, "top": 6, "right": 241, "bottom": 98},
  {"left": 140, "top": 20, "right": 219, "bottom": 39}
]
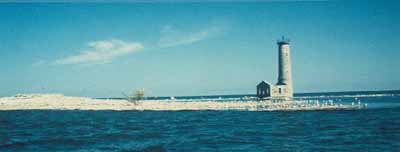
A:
[{"left": 257, "top": 80, "right": 271, "bottom": 87}]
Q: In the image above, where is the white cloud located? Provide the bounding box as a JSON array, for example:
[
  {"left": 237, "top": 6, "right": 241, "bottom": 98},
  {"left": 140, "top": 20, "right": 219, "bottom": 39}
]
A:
[
  {"left": 55, "top": 39, "right": 144, "bottom": 65},
  {"left": 158, "top": 25, "right": 224, "bottom": 48}
]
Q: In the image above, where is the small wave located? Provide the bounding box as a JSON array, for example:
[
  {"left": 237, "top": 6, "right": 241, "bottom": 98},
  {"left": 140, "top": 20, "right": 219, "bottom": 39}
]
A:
[
  {"left": 296, "top": 93, "right": 399, "bottom": 99},
  {"left": 0, "top": 138, "right": 82, "bottom": 150},
  {"left": 136, "top": 145, "right": 166, "bottom": 152}
]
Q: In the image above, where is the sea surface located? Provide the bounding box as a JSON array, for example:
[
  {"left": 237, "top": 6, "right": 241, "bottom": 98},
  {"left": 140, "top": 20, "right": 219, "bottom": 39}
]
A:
[{"left": 1, "top": 91, "right": 400, "bottom": 152}]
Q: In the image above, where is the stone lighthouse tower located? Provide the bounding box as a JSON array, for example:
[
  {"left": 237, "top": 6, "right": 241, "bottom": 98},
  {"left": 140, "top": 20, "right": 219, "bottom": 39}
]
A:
[
  {"left": 256, "top": 37, "right": 294, "bottom": 100},
  {"left": 276, "top": 36, "right": 293, "bottom": 98}
]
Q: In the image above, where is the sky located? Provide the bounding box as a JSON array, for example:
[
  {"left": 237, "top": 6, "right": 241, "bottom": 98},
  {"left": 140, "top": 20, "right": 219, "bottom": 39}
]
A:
[{"left": 0, "top": 1, "right": 399, "bottom": 97}]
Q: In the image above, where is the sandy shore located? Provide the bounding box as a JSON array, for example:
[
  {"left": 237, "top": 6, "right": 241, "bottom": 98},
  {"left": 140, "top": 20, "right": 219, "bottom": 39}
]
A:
[{"left": 0, "top": 94, "right": 358, "bottom": 111}]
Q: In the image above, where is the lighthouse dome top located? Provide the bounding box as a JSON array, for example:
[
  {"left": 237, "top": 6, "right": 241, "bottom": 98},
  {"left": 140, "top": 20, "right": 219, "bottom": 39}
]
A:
[{"left": 277, "top": 36, "right": 290, "bottom": 45}]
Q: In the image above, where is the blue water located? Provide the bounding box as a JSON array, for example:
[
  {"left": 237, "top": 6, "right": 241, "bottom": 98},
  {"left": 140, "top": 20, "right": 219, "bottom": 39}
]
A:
[{"left": 1, "top": 91, "right": 400, "bottom": 151}]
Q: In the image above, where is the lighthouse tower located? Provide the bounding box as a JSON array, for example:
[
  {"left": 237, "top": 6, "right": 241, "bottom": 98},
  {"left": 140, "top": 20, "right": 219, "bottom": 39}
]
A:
[
  {"left": 276, "top": 36, "right": 293, "bottom": 98},
  {"left": 256, "top": 37, "right": 294, "bottom": 100}
]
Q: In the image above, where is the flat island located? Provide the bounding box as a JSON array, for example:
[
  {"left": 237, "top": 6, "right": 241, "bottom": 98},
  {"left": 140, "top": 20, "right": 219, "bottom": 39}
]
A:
[{"left": 0, "top": 94, "right": 364, "bottom": 111}]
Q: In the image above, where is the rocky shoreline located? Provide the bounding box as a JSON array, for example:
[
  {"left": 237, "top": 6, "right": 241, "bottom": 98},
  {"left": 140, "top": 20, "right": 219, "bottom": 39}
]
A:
[{"left": 0, "top": 94, "right": 363, "bottom": 111}]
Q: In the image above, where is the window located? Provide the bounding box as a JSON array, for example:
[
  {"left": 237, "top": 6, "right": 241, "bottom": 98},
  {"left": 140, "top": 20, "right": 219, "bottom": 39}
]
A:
[{"left": 279, "top": 88, "right": 282, "bottom": 94}]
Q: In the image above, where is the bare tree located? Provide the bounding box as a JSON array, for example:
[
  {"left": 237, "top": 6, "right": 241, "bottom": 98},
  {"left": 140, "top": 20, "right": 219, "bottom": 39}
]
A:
[
  {"left": 135, "top": 88, "right": 145, "bottom": 101},
  {"left": 122, "top": 88, "right": 145, "bottom": 105}
]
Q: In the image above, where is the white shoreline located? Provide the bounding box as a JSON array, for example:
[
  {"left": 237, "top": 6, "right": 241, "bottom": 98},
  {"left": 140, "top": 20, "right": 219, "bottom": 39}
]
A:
[{"left": 0, "top": 94, "right": 362, "bottom": 111}]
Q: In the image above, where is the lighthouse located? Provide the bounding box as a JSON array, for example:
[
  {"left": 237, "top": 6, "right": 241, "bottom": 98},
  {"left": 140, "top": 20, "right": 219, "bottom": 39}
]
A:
[
  {"left": 276, "top": 36, "right": 293, "bottom": 98},
  {"left": 257, "top": 37, "right": 293, "bottom": 100}
]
